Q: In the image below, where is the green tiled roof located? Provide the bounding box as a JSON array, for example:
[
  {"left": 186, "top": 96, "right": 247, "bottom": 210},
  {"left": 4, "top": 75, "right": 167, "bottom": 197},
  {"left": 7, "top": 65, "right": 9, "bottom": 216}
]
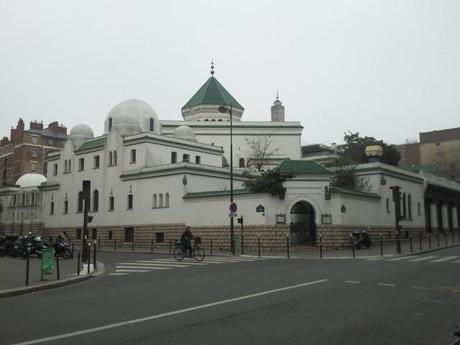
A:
[
  {"left": 77, "top": 136, "right": 106, "bottom": 151},
  {"left": 276, "top": 160, "right": 331, "bottom": 175},
  {"left": 183, "top": 189, "right": 252, "bottom": 200},
  {"left": 400, "top": 164, "right": 446, "bottom": 177},
  {"left": 182, "top": 76, "right": 244, "bottom": 111}
]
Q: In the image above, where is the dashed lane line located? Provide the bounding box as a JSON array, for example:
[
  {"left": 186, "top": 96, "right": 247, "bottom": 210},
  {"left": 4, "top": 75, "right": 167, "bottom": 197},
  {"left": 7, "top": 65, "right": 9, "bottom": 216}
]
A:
[
  {"left": 135, "top": 260, "right": 207, "bottom": 266},
  {"left": 117, "top": 262, "right": 191, "bottom": 268},
  {"left": 430, "top": 256, "right": 459, "bottom": 263},
  {"left": 345, "top": 280, "right": 361, "bottom": 284},
  {"left": 378, "top": 283, "right": 396, "bottom": 287},
  {"left": 409, "top": 255, "right": 439, "bottom": 262},
  {"left": 387, "top": 255, "right": 418, "bottom": 261},
  {"left": 115, "top": 266, "right": 174, "bottom": 271},
  {"left": 114, "top": 269, "right": 151, "bottom": 273}
]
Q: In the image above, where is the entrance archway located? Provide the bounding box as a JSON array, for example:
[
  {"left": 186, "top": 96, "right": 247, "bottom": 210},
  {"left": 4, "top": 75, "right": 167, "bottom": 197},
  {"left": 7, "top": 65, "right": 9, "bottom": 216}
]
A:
[{"left": 290, "top": 200, "right": 316, "bottom": 245}]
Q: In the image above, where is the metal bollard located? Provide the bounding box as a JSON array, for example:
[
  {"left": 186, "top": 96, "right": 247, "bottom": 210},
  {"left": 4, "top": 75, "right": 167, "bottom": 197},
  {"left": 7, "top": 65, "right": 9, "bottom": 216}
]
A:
[
  {"left": 286, "top": 234, "right": 290, "bottom": 258},
  {"left": 56, "top": 256, "right": 60, "bottom": 280},
  {"left": 114, "top": 239, "right": 117, "bottom": 251},
  {"left": 257, "top": 236, "right": 261, "bottom": 258},
  {"left": 71, "top": 242, "right": 74, "bottom": 258},
  {"left": 93, "top": 243, "right": 97, "bottom": 271},
  {"left": 25, "top": 258, "right": 30, "bottom": 286},
  {"left": 350, "top": 234, "right": 356, "bottom": 258},
  {"left": 87, "top": 244, "right": 91, "bottom": 275},
  {"left": 319, "top": 234, "right": 323, "bottom": 259},
  {"left": 429, "top": 234, "right": 432, "bottom": 249},
  {"left": 210, "top": 239, "right": 213, "bottom": 255},
  {"left": 437, "top": 233, "right": 440, "bottom": 247},
  {"left": 150, "top": 239, "right": 154, "bottom": 253},
  {"left": 169, "top": 240, "right": 172, "bottom": 253},
  {"left": 380, "top": 232, "right": 383, "bottom": 257},
  {"left": 409, "top": 237, "right": 413, "bottom": 253},
  {"left": 77, "top": 252, "right": 81, "bottom": 275},
  {"left": 419, "top": 231, "right": 422, "bottom": 251}
]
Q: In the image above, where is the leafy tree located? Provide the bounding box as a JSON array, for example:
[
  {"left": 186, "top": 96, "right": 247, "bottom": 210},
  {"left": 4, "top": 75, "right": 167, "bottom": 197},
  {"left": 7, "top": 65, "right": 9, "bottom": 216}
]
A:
[
  {"left": 342, "top": 131, "right": 400, "bottom": 166},
  {"left": 241, "top": 136, "right": 278, "bottom": 172},
  {"left": 330, "top": 163, "right": 370, "bottom": 192},
  {"left": 243, "top": 170, "right": 292, "bottom": 200}
]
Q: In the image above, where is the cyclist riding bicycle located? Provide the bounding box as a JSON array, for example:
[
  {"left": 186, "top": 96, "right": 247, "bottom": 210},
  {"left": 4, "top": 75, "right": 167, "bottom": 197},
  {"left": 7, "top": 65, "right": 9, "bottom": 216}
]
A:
[{"left": 180, "top": 226, "right": 193, "bottom": 257}]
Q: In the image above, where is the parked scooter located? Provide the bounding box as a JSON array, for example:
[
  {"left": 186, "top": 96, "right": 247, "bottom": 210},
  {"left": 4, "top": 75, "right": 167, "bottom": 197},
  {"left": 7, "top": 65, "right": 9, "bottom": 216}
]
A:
[
  {"left": 53, "top": 232, "right": 72, "bottom": 259},
  {"left": 351, "top": 230, "right": 371, "bottom": 249},
  {"left": 13, "top": 233, "right": 49, "bottom": 258},
  {"left": 0, "top": 234, "right": 19, "bottom": 257}
]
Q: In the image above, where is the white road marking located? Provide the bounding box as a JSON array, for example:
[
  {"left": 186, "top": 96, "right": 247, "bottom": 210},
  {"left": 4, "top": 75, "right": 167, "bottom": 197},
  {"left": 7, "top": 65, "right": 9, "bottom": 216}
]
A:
[
  {"left": 118, "top": 262, "right": 191, "bottom": 268},
  {"left": 430, "top": 256, "right": 459, "bottom": 263},
  {"left": 109, "top": 273, "right": 129, "bottom": 276},
  {"left": 409, "top": 255, "right": 439, "bottom": 262},
  {"left": 345, "top": 280, "right": 361, "bottom": 284},
  {"left": 11, "top": 279, "right": 329, "bottom": 345},
  {"left": 115, "top": 266, "right": 172, "bottom": 270},
  {"left": 387, "top": 255, "right": 418, "bottom": 261},
  {"left": 453, "top": 260, "right": 460, "bottom": 263},
  {"left": 135, "top": 260, "right": 207, "bottom": 266},
  {"left": 413, "top": 286, "right": 432, "bottom": 290},
  {"left": 412, "top": 298, "right": 460, "bottom": 305},
  {"left": 204, "top": 257, "right": 256, "bottom": 262},
  {"left": 114, "top": 269, "right": 150, "bottom": 273},
  {"left": 378, "top": 283, "right": 396, "bottom": 287},
  {"left": 366, "top": 257, "right": 383, "bottom": 261}
]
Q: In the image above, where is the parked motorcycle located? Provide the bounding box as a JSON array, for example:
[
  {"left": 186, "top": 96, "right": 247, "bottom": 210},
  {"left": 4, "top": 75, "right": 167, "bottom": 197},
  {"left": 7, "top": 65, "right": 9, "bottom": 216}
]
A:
[
  {"left": 13, "top": 233, "right": 49, "bottom": 258},
  {"left": 0, "top": 234, "right": 19, "bottom": 257},
  {"left": 351, "top": 230, "right": 371, "bottom": 249},
  {"left": 53, "top": 232, "right": 72, "bottom": 259}
]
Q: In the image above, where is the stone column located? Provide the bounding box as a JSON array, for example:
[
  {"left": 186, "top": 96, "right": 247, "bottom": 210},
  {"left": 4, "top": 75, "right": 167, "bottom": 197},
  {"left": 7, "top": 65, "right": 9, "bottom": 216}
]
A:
[
  {"left": 436, "top": 202, "right": 444, "bottom": 233},
  {"left": 424, "top": 197, "right": 432, "bottom": 233}
]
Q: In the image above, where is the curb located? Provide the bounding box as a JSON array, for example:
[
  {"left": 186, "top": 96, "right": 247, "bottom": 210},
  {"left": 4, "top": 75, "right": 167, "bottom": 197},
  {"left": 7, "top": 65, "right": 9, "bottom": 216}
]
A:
[{"left": 0, "top": 261, "right": 105, "bottom": 299}]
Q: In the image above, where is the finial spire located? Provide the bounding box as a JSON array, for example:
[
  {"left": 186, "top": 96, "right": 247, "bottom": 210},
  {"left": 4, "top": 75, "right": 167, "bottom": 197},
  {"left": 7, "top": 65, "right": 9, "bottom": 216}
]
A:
[
  {"left": 210, "top": 60, "right": 215, "bottom": 75},
  {"left": 276, "top": 91, "right": 279, "bottom": 101}
]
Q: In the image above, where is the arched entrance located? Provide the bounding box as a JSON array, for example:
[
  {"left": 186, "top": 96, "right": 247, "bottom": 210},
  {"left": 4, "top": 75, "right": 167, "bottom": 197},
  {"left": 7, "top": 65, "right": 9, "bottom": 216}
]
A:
[{"left": 290, "top": 201, "right": 316, "bottom": 245}]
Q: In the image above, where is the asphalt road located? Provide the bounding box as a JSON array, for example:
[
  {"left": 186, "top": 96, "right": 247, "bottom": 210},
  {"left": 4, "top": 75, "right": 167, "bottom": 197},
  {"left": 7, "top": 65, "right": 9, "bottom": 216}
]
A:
[{"left": 1, "top": 247, "right": 459, "bottom": 345}]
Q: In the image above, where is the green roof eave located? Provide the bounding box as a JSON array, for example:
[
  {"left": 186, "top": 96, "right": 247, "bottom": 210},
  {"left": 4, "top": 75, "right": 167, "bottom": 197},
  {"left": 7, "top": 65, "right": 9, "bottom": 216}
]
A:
[
  {"left": 275, "top": 160, "right": 331, "bottom": 175},
  {"left": 182, "top": 76, "right": 244, "bottom": 111},
  {"left": 76, "top": 136, "right": 106, "bottom": 152}
]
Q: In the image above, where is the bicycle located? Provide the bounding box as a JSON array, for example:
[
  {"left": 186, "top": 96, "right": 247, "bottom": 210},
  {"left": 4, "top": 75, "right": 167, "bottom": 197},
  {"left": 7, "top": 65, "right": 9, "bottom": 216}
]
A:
[{"left": 173, "top": 236, "right": 205, "bottom": 262}]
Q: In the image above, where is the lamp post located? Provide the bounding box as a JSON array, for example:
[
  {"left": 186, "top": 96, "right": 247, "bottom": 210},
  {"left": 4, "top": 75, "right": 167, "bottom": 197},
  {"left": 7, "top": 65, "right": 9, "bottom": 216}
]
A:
[{"left": 218, "top": 104, "right": 235, "bottom": 255}]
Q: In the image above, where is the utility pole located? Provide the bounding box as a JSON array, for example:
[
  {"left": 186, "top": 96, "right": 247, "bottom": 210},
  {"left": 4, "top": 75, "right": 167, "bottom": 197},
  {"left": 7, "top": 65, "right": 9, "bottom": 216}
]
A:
[
  {"left": 82, "top": 180, "right": 91, "bottom": 262},
  {"left": 390, "top": 185, "right": 402, "bottom": 254}
]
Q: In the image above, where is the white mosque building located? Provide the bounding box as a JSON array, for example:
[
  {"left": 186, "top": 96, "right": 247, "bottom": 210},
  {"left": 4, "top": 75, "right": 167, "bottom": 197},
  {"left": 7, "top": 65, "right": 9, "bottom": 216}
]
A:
[{"left": 1, "top": 71, "right": 459, "bottom": 250}]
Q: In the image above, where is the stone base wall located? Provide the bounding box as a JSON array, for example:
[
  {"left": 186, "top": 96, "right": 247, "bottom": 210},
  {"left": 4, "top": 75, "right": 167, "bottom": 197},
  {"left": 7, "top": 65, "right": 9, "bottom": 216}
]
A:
[{"left": 0, "top": 223, "right": 44, "bottom": 235}]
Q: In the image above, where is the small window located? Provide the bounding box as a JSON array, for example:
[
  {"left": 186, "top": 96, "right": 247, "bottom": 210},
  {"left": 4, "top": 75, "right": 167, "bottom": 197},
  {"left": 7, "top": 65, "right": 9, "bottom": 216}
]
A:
[
  {"left": 91, "top": 228, "right": 97, "bottom": 240},
  {"left": 64, "top": 200, "right": 68, "bottom": 214},
  {"left": 153, "top": 194, "right": 157, "bottom": 208},
  {"left": 165, "top": 193, "right": 170, "bottom": 207},
  {"left": 31, "top": 136, "right": 38, "bottom": 144},
  {"left": 31, "top": 193, "right": 36, "bottom": 204},
  {"left": 171, "top": 152, "right": 177, "bottom": 164},
  {"left": 113, "top": 151, "right": 117, "bottom": 165},
  {"left": 408, "top": 194, "right": 412, "bottom": 219},
  {"left": 386, "top": 198, "right": 390, "bottom": 213},
  {"left": 64, "top": 160, "right": 68, "bottom": 173},
  {"left": 68, "top": 160, "right": 71, "bottom": 172},
  {"left": 108, "top": 117, "right": 113, "bottom": 131},
  {"left": 31, "top": 148, "right": 38, "bottom": 157},
  {"left": 124, "top": 227, "right": 134, "bottom": 242},
  {"left": 109, "top": 151, "right": 113, "bottom": 166},
  {"left": 31, "top": 162, "right": 37, "bottom": 172},
  {"left": 22, "top": 194, "right": 26, "bottom": 205},
  {"left": 78, "top": 158, "right": 84, "bottom": 171},
  {"left": 77, "top": 191, "right": 83, "bottom": 213},
  {"left": 108, "top": 230, "right": 113, "bottom": 240},
  {"left": 149, "top": 118, "right": 154, "bottom": 131},
  {"left": 239, "top": 158, "right": 245, "bottom": 168},
  {"left": 94, "top": 155, "right": 100, "bottom": 169},
  {"left": 183, "top": 154, "right": 190, "bottom": 162},
  {"left": 130, "top": 149, "right": 136, "bottom": 163},
  {"left": 109, "top": 196, "right": 114, "bottom": 211},
  {"left": 93, "top": 190, "right": 99, "bottom": 212},
  {"left": 50, "top": 201, "right": 55, "bottom": 215},
  {"left": 159, "top": 193, "right": 163, "bottom": 208},
  {"left": 76, "top": 228, "right": 82, "bottom": 240},
  {"left": 53, "top": 164, "right": 58, "bottom": 176},
  {"left": 155, "top": 232, "right": 164, "bottom": 243},
  {"left": 417, "top": 202, "right": 421, "bottom": 216},
  {"left": 195, "top": 156, "right": 201, "bottom": 164},
  {"left": 127, "top": 194, "right": 133, "bottom": 210}
]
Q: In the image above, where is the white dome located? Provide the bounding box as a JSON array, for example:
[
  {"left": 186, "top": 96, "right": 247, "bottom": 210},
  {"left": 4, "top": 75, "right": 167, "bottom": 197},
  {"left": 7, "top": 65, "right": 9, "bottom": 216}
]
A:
[
  {"left": 173, "top": 125, "right": 197, "bottom": 142},
  {"left": 16, "top": 173, "right": 47, "bottom": 189},
  {"left": 70, "top": 124, "right": 94, "bottom": 149},
  {"left": 104, "top": 99, "right": 160, "bottom": 136}
]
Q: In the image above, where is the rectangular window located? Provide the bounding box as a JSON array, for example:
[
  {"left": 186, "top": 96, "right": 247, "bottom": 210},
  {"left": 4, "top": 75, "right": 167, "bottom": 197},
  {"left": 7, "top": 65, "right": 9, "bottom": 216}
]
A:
[
  {"left": 31, "top": 136, "right": 38, "bottom": 144},
  {"left": 155, "top": 232, "right": 165, "bottom": 243},
  {"left": 78, "top": 158, "right": 84, "bottom": 171},
  {"left": 31, "top": 148, "right": 38, "bottom": 157},
  {"left": 76, "top": 228, "right": 82, "bottom": 240},
  {"left": 195, "top": 156, "right": 201, "bottom": 164},
  {"left": 127, "top": 194, "right": 133, "bottom": 210},
  {"left": 130, "top": 149, "right": 136, "bottom": 163},
  {"left": 108, "top": 230, "right": 113, "bottom": 240},
  {"left": 171, "top": 152, "right": 177, "bottom": 163},
  {"left": 91, "top": 228, "right": 97, "bottom": 240},
  {"left": 53, "top": 164, "right": 58, "bottom": 176},
  {"left": 64, "top": 200, "right": 68, "bottom": 214},
  {"left": 124, "top": 227, "right": 134, "bottom": 242},
  {"left": 50, "top": 201, "right": 55, "bottom": 215},
  {"left": 31, "top": 162, "right": 37, "bottom": 172},
  {"left": 109, "top": 196, "right": 114, "bottom": 211},
  {"left": 94, "top": 155, "right": 100, "bottom": 169},
  {"left": 183, "top": 154, "right": 190, "bottom": 162}
]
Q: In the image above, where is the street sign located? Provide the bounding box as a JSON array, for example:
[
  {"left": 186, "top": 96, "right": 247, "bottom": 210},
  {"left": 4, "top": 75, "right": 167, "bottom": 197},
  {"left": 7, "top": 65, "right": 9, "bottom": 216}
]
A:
[
  {"left": 229, "top": 202, "right": 237, "bottom": 213},
  {"left": 256, "top": 205, "right": 265, "bottom": 213},
  {"left": 229, "top": 213, "right": 238, "bottom": 217}
]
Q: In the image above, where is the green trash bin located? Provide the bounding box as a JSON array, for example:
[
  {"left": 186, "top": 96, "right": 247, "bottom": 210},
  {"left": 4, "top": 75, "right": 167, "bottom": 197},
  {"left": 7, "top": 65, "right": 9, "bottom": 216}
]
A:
[{"left": 41, "top": 248, "right": 56, "bottom": 275}]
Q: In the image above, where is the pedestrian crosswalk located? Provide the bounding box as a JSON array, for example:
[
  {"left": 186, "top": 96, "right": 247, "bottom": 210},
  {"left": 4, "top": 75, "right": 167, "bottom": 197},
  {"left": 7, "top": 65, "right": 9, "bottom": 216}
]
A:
[
  {"left": 367, "top": 254, "right": 459, "bottom": 264},
  {"left": 109, "top": 256, "right": 269, "bottom": 276}
]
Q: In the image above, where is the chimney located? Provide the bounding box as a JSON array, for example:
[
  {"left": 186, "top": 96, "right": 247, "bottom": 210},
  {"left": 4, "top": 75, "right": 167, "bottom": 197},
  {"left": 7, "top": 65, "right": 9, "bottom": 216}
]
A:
[{"left": 29, "top": 120, "right": 44, "bottom": 131}]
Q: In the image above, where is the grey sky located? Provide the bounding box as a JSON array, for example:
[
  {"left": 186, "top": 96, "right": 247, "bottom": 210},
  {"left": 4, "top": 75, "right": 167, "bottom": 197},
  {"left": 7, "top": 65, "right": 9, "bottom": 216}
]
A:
[{"left": 1, "top": 0, "right": 459, "bottom": 146}]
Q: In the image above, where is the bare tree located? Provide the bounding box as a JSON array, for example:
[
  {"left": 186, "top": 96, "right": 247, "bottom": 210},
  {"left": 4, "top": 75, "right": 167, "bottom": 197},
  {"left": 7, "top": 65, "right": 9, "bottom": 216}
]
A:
[{"left": 242, "top": 136, "right": 278, "bottom": 172}]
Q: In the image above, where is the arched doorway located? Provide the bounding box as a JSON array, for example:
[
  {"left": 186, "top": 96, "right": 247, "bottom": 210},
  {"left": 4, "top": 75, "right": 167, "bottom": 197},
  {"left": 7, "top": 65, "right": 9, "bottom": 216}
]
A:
[{"left": 290, "top": 201, "right": 316, "bottom": 245}]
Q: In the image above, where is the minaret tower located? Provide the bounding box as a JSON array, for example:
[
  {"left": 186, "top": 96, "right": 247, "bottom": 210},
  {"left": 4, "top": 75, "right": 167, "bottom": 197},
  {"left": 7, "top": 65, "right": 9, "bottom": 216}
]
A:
[{"left": 271, "top": 92, "right": 285, "bottom": 122}]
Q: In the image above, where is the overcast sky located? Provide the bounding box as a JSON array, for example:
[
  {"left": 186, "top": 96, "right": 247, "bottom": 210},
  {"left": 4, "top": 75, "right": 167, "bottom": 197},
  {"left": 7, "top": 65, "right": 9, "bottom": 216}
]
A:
[{"left": 1, "top": 0, "right": 459, "bottom": 146}]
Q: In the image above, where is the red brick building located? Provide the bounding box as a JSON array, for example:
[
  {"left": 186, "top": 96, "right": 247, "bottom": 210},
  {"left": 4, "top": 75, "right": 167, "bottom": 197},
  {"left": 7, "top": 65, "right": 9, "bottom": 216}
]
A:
[{"left": 0, "top": 118, "right": 67, "bottom": 186}]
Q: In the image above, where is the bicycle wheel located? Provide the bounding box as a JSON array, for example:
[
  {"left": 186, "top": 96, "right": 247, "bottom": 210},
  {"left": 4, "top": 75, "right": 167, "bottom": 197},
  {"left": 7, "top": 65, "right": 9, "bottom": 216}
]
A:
[
  {"left": 173, "top": 247, "right": 185, "bottom": 261},
  {"left": 193, "top": 246, "right": 205, "bottom": 262}
]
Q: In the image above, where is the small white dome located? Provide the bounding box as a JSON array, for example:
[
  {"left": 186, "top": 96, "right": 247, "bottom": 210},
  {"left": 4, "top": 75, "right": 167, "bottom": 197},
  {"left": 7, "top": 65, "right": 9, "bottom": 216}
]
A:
[
  {"left": 16, "top": 173, "right": 47, "bottom": 189},
  {"left": 174, "top": 125, "right": 197, "bottom": 142},
  {"left": 70, "top": 124, "right": 94, "bottom": 149},
  {"left": 104, "top": 99, "right": 160, "bottom": 136}
]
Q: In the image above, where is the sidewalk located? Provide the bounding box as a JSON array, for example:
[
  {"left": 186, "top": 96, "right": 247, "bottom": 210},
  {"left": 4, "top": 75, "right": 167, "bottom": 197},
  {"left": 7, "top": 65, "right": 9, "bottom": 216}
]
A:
[{"left": 0, "top": 255, "right": 103, "bottom": 298}]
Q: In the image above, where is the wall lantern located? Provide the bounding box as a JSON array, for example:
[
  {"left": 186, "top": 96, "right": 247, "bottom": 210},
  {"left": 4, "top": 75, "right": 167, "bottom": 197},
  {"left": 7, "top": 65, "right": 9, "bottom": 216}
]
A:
[
  {"left": 380, "top": 176, "right": 387, "bottom": 185},
  {"left": 321, "top": 214, "right": 332, "bottom": 224},
  {"left": 324, "top": 186, "right": 331, "bottom": 201},
  {"left": 182, "top": 175, "right": 188, "bottom": 185},
  {"left": 276, "top": 213, "right": 286, "bottom": 224},
  {"left": 341, "top": 205, "right": 346, "bottom": 213}
]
